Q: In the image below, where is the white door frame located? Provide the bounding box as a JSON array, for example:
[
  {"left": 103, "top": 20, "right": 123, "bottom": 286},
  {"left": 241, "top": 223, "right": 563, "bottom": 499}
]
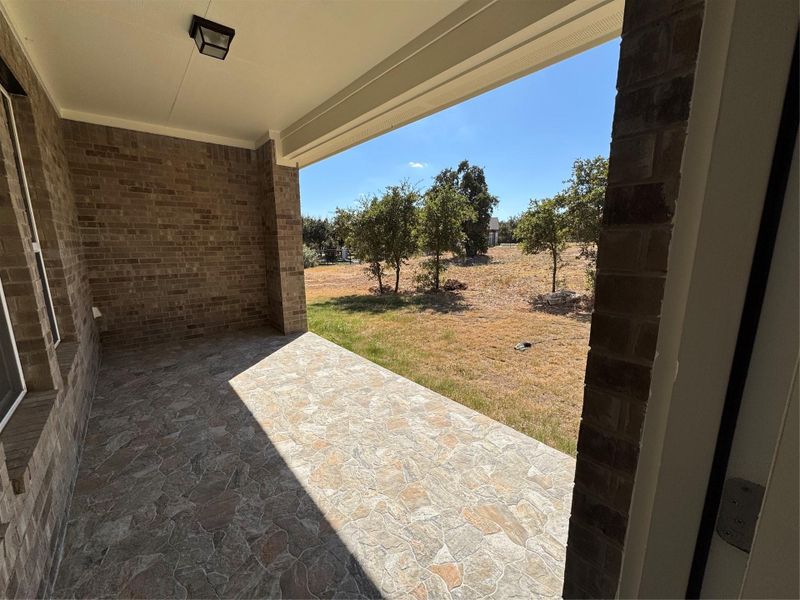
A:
[{"left": 617, "top": 1, "right": 799, "bottom": 597}]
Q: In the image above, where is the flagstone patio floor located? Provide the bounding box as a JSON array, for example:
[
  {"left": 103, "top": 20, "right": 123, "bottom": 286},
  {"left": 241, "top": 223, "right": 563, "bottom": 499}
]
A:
[{"left": 53, "top": 328, "right": 575, "bottom": 599}]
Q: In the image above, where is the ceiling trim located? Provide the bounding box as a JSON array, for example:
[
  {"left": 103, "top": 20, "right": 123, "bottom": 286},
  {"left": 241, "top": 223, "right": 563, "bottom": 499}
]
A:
[{"left": 61, "top": 108, "right": 256, "bottom": 149}]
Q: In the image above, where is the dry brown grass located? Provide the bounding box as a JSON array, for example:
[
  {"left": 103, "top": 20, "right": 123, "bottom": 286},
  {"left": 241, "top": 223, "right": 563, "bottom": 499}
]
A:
[{"left": 305, "top": 244, "right": 591, "bottom": 455}]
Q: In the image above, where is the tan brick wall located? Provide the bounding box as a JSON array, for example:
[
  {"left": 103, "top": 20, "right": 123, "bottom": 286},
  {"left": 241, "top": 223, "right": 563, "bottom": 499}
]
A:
[
  {"left": 63, "top": 122, "right": 272, "bottom": 349},
  {"left": 563, "top": 0, "right": 705, "bottom": 597},
  {"left": 0, "top": 9, "right": 101, "bottom": 599},
  {"left": 257, "top": 141, "right": 307, "bottom": 334}
]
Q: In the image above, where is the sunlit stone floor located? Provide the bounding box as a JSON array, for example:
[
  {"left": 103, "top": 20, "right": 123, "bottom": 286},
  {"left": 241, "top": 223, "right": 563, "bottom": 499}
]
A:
[{"left": 54, "top": 329, "right": 574, "bottom": 599}]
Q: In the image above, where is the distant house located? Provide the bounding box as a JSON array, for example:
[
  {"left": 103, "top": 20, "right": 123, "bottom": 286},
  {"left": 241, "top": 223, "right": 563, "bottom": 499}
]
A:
[{"left": 487, "top": 216, "right": 500, "bottom": 246}]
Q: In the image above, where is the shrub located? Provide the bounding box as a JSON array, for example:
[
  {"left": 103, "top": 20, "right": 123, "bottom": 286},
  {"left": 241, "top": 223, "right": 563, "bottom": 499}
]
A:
[{"left": 302, "top": 244, "right": 320, "bottom": 268}]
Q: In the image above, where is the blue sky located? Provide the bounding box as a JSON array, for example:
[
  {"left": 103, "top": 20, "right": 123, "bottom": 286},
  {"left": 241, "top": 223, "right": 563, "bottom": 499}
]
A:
[{"left": 299, "top": 38, "right": 620, "bottom": 220}]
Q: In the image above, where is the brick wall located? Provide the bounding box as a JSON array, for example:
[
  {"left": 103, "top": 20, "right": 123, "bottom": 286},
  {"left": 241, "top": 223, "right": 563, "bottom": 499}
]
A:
[
  {"left": 563, "top": 0, "right": 705, "bottom": 597},
  {"left": 0, "top": 10, "right": 101, "bottom": 598},
  {"left": 63, "top": 124, "right": 307, "bottom": 349},
  {"left": 63, "top": 122, "right": 271, "bottom": 349}
]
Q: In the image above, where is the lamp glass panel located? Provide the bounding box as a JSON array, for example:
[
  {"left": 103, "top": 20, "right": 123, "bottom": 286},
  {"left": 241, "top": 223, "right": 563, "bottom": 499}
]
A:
[
  {"left": 203, "top": 45, "right": 227, "bottom": 59},
  {"left": 200, "top": 25, "right": 229, "bottom": 49}
]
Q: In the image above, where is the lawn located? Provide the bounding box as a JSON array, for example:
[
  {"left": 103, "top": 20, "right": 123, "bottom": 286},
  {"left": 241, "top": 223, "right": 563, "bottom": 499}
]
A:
[{"left": 304, "top": 244, "right": 591, "bottom": 455}]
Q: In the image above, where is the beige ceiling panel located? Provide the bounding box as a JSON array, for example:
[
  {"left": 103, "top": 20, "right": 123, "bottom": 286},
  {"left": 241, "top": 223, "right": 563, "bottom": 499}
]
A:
[
  {"left": 69, "top": 0, "right": 208, "bottom": 37},
  {"left": 168, "top": 51, "right": 277, "bottom": 141},
  {"left": 3, "top": 0, "right": 203, "bottom": 122},
  {"left": 1, "top": 0, "right": 463, "bottom": 144},
  {"left": 203, "top": 0, "right": 464, "bottom": 127}
]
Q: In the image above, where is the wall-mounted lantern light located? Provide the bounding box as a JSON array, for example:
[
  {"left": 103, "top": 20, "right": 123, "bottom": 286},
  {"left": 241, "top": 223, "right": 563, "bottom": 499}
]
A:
[{"left": 189, "top": 15, "right": 235, "bottom": 60}]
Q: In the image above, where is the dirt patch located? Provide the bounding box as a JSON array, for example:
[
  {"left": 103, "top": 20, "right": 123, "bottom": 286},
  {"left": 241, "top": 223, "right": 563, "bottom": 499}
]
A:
[{"left": 305, "top": 244, "right": 592, "bottom": 309}]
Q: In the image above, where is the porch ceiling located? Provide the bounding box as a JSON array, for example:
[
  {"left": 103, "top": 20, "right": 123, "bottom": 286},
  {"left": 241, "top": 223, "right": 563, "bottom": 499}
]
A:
[{"left": 0, "top": 0, "right": 622, "bottom": 166}]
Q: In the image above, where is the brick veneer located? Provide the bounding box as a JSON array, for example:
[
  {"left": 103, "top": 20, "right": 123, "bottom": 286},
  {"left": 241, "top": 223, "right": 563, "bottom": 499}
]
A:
[
  {"left": 0, "top": 10, "right": 101, "bottom": 599},
  {"left": 257, "top": 140, "right": 307, "bottom": 334},
  {"left": 563, "top": 0, "right": 705, "bottom": 597},
  {"left": 64, "top": 123, "right": 267, "bottom": 348},
  {"left": 63, "top": 124, "right": 306, "bottom": 349}
]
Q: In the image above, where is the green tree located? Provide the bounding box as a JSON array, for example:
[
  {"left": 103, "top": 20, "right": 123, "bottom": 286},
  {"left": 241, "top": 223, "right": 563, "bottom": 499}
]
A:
[
  {"left": 498, "top": 215, "right": 521, "bottom": 244},
  {"left": 516, "top": 197, "right": 569, "bottom": 293},
  {"left": 332, "top": 208, "right": 354, "bottom": 247},
  {"left": 431, "top": 161, "right": 498, "bottom": 257},
  {"left": 379, "top": 182, "right": 419, "bottom": 293},
  {"left": 301, "top": 216, "right": 333, "bottom": 254},
  {"left": 416, "top": 184, "right": 474, "bottom": 291},
  {"left": 345, "top": 197, "right": 388, "bottom": 293},
  {"left": 559, "top": 156, "right": 608, "bottom": 289}
]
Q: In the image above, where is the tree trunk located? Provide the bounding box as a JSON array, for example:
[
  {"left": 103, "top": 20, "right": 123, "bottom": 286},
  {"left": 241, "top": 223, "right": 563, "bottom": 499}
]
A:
[
  {"left": 551, "top": 250, "right": 557, "bottom": 293},
  {"left": 434, "top": 253, "right": 440, "bottom": 290},
  {"left": 394, "top": 264, "right": 401, "bottom": 293},
  {"left": 376, "top": 266, "right": 384, "bottom": 294}
]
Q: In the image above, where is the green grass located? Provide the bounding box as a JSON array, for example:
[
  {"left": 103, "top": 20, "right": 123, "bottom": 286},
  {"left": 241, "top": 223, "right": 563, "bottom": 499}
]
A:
[
  {"left": 307, "top": 296, "right": 424, "bottom": 376},
  {"left": 307, "top": 297, "right": 578, "bottom": 455},
  {"left": 308, "top": 298, "right": 491, "bottom": 414}
]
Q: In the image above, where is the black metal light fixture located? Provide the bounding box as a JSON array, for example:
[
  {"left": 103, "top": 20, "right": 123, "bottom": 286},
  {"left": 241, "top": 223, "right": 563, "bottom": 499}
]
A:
[{"left": 189, "top": 15, "right": 235, "bottom": 60}]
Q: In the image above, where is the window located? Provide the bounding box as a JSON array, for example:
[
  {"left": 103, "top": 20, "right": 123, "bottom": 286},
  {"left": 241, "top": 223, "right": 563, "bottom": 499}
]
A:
[
  {"left": 0, "top": 84, "right": 60, "bottom": 347},
  {"left": 0, "top": 278, "right": 25, "bottom": 432}
]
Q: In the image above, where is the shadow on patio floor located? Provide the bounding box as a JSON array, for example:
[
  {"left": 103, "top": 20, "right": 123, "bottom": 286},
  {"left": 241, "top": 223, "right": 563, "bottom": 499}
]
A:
[
  {"left": 55, "top": 327, "right": 574, "bottom": 599},
  {"left": 53, "top": 329, "right": 380, "bottom": 599}
]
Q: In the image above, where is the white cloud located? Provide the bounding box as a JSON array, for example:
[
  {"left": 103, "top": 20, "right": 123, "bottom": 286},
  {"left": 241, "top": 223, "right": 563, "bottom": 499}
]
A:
[{"left": 408, "top": 161, "right": 427, "bottom": 169}]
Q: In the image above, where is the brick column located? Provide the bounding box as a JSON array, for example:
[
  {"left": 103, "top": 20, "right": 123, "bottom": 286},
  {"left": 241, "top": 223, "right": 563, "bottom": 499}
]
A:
[
  {"left": 256, "top": 140, "right": 307, "bottom": 334},
  {"left": 563, "top": 0, "right": 704, "bottom": 597}
]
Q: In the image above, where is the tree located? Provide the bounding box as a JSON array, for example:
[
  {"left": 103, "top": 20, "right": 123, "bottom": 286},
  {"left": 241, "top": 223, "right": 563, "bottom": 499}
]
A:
[
  {"left": 516, "top": 197, "right": 569, "bottom": 293},
  {"left": 332, "top": 208, "right": 354, "bottom": 247},
  {"left": 345, "top": 197, "right": 388, "bottom": 293},
  {"left": 559, "top": 156, "right": 608, "bottom": 290},
  {"left": 302, "top": 216, "right": 333, "bottom": 254},
  {"left": 379, "top": 182, "right": 419, "bottom": 293},
  {"left": 416, "top": 184, "right": 474, "bottom": 291},
  {"left": 431, "top": 161, "right": 498, "bottom": 257},
  {"left": 498, "top": 215, "right": 521, "bottom": 244}
]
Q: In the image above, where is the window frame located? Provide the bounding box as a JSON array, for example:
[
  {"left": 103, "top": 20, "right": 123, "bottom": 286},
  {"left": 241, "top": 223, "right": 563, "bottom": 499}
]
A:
[
  {"left": 0, "top": 82, "right": 60, "bottom": 348},
  {"left": 0, "top": 276, "right": 26, "bottom": 434}
]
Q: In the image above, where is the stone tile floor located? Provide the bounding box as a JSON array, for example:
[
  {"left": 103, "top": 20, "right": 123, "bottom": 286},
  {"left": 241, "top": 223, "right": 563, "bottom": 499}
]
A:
[{"left": 53, "top": 329, "right": 575, "bottom": 599}]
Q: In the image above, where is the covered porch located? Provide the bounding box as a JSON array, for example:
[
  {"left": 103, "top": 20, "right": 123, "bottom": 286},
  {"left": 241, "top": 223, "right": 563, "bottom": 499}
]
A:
[{"left": 54, "top": 330, "right": 574, "bottom": 599}]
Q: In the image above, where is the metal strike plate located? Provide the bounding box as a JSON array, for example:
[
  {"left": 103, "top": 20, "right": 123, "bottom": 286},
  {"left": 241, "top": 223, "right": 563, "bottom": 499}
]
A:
[{"left": 716, "top": 477, "right": 765, "bottom": 553}]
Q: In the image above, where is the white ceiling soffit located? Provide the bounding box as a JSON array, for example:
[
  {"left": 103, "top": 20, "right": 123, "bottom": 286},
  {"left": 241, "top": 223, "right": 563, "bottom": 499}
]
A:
[
  {"left": 0, "top": 0, "right": 622, "bottom": 167},
  {"left": 281, "top": 0, "right": 623, "bottom": 167}
]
